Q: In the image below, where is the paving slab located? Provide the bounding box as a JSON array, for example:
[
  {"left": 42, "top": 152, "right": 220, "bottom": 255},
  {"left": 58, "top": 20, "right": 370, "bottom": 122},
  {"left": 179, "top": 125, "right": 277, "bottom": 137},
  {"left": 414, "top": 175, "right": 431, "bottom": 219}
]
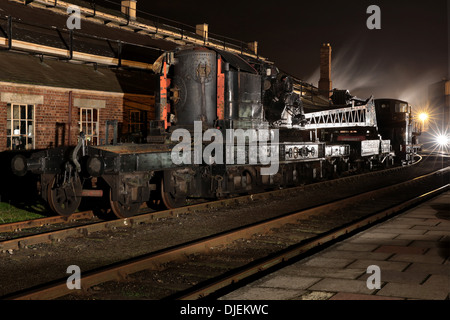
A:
[
  {"left": 280, "top": 265, "right": 364, "bottom": 280},
  {"left": 308, "top": 278, "right": 376, "bottom": 295},
  {"left": 412, "top": 225, "right": 450, "bottom": 231},
  {"left": 330, "top": 292, "right": 403, "bottom": 300},
  {"left": 297, "top": 291, "right": 334, "bottom": 300},
  {"left": 377, "top": 282, "right": 449, "bottom": 300},
  {"left": 406, "top": 262, "right": 450, "bottom": 276},
  {"left": 356, "top": 232, "right": 399, "bottom": 240},
  {"left": 374, "top": 245, "right": 427, "bottom": 255},
  {"left": 357, "top": 269, "right": 429, "bottom": 284},
  {"left": 318, "top": 250, "right": 391, "bottom": 261},
  {"left": 334, "top": 243, "right": 380, "bottom": 252},
  {"left": 409, "top": 240, "right": 447, "bottom": 248},
  {"left": 348, "top": 238, "right": 412, "bottom": 246},
  {"left": 300, "top": 257, "right": 355, "bottom": 268},
  {"left": 396, "top": 234, "right": 443, "bottom": 241},
  {"left": 222, "top": 287, "right": 307, "bottom": 300},
  {"left": 389, "top": 253, "right": 447, "bottom": 264},
  {"left": 370, "top": 228, "right": 426, "bottom": 235},
  {"left": 345, "top": 259, "right": 410, "bottom": 272},
  {"left": 255, "top": 275, "right": 321, "bottom": 290}
]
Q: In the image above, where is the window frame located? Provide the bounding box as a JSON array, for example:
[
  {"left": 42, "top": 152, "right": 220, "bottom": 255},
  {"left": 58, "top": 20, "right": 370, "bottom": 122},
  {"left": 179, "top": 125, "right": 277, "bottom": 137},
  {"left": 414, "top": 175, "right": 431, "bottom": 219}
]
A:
[
  {"left": 128, "top": 109, "right": 145, "bottom": 134},
  {"left": 6, "top": 103, "right": 35, "bottom": 150},
  {"left": 79, "top": 107, "right": 99, "bottom": 146}
]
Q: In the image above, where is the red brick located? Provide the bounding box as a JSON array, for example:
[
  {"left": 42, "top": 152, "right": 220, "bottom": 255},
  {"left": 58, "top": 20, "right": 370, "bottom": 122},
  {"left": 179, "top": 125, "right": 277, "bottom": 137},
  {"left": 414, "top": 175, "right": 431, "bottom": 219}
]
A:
[{"left": 0, "top": 84, "right": 153, "bottom": 151}]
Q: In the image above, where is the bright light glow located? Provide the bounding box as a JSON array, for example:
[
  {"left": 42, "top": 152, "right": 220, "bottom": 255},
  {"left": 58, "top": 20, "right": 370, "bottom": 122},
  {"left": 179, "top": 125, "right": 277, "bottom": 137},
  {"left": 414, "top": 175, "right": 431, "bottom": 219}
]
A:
[
  {"left": 419, "top": 113, "right": 429, "bottom": 122},
  {"left": 436, "top": 134, "right": 449, "bottom": 147},
  {"left": 422, "top": 122, "right": 449, "bottom": 155}
]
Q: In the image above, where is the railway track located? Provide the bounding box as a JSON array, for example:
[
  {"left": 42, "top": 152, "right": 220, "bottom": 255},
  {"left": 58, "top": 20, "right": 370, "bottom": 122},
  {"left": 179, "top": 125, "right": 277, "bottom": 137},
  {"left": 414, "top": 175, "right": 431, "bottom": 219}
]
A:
[
  {"left": 0, "top": 211, "right": 95, "bottom": 233},
  {"left": 4, "top": 165, "right": 448, "bottom": 300},
  {"left": 0, "top": 157, "right": 422, "bottom": 252}
]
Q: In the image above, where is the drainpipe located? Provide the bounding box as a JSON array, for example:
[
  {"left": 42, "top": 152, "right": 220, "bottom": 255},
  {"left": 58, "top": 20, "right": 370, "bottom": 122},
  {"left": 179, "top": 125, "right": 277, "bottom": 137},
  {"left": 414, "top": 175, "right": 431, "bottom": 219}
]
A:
[{"left": 68, "top": 91, "right": 73, "bottom": 146}]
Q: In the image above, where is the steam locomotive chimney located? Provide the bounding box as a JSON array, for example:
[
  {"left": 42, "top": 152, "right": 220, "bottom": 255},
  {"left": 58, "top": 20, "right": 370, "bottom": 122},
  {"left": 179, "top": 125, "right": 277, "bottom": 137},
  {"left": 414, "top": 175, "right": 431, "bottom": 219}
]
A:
[
  {"left": 121, "top": 0, "right": 137, "bottom": 20},
  {"left": 319, "top": 43, "right": 332, "bottom": 99}
]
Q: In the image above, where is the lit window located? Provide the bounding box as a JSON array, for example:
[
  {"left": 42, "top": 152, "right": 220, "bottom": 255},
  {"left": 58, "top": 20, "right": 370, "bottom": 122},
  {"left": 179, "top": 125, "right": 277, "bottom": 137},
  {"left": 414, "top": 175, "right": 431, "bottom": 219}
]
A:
[
  {"left": 395, "top": 103, "right": 408, "bottom": 113},
  {"left": 79, "top": 108, "right": 99, "bottom": 145},
  {"left": 6, "top": 103, "right": 35, "bottom": 150}
]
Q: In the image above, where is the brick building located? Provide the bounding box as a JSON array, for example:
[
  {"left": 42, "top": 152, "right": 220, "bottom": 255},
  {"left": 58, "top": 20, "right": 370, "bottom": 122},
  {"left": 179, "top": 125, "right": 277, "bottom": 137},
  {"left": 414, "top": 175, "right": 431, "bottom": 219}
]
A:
[
  {"left": 0, "top": 49, "right": 160, "bottom": 151},
  {"left": 0, "top": 0, "right": 177, "bottom": 152}
]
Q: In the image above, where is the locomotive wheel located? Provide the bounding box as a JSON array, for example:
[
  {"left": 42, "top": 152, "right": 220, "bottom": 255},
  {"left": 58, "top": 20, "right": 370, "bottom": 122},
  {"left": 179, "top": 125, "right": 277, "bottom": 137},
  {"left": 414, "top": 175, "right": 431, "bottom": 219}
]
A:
[
  {"left": 109, "top": 190, "right": 141, "bottom": 219},
  {"left": 161, "top": 179, "right": 186, "bottom": 209},
  {"left": 47, "top": 175, "right": 82, "bottom": 217}
]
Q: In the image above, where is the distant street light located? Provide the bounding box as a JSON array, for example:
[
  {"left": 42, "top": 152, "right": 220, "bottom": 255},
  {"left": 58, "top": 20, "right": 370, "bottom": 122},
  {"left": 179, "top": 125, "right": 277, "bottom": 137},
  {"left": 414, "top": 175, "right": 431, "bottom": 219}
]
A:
[
  {"left": 436, "top": 134, "right": 449, "bottom": 148},
  {"left": 419, "top": 113, "right": 429, "bottom": 122}
]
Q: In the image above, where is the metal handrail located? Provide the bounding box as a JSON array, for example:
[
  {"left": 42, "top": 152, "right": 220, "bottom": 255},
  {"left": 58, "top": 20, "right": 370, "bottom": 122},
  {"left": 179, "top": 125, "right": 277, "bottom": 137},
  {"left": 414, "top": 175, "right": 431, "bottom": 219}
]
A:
[
  {"left": 20, "top": 0, "right": 258, "bottom": 56},
  {"left": 0, "top": 14, "right": 163, "bottom": 66}
]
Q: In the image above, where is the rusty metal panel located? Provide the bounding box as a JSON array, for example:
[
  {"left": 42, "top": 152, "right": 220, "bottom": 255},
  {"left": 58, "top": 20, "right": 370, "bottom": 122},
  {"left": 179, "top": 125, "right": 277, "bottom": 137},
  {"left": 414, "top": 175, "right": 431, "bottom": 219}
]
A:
[
  {"left": 173, "top": 47, "right": 217, "bottom": 127},
  {"left": 217, "top": 56, "right": 225, "bottom": 121},
  {"left": 226, "top": 71, "right": 263, "bottom": 121},
  {"left": 92, "top": 143, "right": 172, "bottom": 155},
  {"left": 119, "top": 151, "right": 178, "bottom": 172}
]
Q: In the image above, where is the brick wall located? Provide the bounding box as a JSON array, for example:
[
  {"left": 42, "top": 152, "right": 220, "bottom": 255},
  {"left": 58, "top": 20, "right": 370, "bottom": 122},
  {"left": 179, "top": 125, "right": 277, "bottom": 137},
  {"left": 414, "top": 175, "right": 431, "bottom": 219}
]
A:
[
  {"left": 318, "top": 43, "right": 332, "bottom": 99},
  {"left": 0, "top": 82, "right": 155, "bottom": 152}
]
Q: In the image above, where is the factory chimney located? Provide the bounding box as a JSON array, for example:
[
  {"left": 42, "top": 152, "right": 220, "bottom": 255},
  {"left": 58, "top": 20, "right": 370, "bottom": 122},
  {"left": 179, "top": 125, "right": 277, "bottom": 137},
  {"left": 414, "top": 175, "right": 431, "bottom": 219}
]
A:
[
  {"left": 121, "top": 0, "right": 137, "bottom": 20},
  {"left": 319, "top": 43, "right": 332, "bottom": 99}
]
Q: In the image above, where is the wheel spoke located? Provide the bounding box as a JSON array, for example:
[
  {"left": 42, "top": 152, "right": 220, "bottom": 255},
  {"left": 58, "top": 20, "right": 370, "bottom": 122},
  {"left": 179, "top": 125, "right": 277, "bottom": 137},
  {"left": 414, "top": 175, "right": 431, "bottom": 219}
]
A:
[{"left": 47, "top": 175, "right": 82, "bottom": 217}]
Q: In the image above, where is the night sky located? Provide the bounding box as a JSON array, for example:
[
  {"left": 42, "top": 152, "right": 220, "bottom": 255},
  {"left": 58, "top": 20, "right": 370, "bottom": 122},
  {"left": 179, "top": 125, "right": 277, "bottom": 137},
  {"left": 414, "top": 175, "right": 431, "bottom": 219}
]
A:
[{"left": 95, "top": 0, "right": 448, "bottom": 107}]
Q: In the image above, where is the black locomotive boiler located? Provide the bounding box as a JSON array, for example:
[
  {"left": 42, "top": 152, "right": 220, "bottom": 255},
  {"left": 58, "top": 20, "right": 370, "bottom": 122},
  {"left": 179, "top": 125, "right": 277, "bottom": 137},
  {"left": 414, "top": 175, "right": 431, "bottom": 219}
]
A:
[{"left": 11, "top": 46, "right": 420, "bottom": 219}]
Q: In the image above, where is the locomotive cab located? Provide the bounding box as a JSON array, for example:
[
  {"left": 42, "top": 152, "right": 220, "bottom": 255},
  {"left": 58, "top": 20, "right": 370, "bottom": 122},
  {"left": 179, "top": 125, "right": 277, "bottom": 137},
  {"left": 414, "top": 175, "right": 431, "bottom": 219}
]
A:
[{"left": 375, "top": 99, "right": 418, "bottom": 164}]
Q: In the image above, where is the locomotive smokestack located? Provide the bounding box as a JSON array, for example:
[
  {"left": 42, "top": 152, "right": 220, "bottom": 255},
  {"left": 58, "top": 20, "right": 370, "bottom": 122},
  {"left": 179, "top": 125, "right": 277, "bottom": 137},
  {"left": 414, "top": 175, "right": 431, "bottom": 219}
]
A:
[
  {"left": 319, "top": 43, "right": 332, "bottom": 99},
  {"left": 121, "top": 0, "right": 137, "bottom": 20}
]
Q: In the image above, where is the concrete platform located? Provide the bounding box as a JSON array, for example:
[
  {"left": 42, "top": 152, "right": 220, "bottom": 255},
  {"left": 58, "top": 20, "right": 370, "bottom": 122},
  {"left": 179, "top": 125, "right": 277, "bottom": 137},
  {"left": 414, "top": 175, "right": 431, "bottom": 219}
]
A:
[{"left": 220, "top": 191, "right": 450, "bottom": 300}]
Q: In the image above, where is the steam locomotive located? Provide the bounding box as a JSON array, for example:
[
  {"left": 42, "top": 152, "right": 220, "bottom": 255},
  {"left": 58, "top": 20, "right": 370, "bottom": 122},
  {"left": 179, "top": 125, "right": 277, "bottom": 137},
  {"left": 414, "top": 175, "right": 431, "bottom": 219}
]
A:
[{"left": 11, "top": 46, "right": 421, "bottom": 218}]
